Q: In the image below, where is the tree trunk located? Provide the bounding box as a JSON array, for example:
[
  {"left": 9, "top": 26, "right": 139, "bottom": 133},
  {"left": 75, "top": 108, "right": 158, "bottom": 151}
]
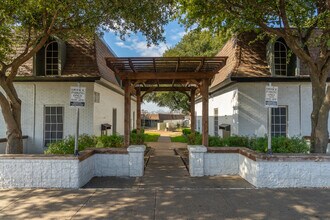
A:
[
  {"left": 0, "top": 97, "right": 23, "bottom": 154},
  {"left": 310, "top": 72, "right": 330, "bottom": 153}
]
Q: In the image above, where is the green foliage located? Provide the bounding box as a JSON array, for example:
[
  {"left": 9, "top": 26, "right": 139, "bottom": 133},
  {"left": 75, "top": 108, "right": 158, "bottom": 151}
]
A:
[
  {"left": 171, "top": 135, "right": 188, "bottom": 143},
  {"left": 130, "top": 133, "right": 145, "bottom": 145},
  {"left": 144, "top": 133, "right": 160, "bottom": 142},
  {"left": 176, "top": 0, "right": 329, "bottom": 154},
  {"left": 130, "top": 131, "right": 160, "bottom": 144},
  {"left": 182, "top": 128, "right": 191, "bottom": 135},
  {"left": 97, "top": 135, "right": 124, "bottom": 148},
  {"left": 44, "top": 134, "right": 98, "bottom": 154},
  {"left": 163, "top": 30, "right": 227, "bottom": 57},
  {"left": 209, "top": 136, "right": 309, "bottom": 153},
  {"left": 143, "top": 92, "right": 190, "bottom": 114},
  {"left": 131, "top": 128, "right": 145, "bottom": 134},
  {"left": 144, "top": 30, "right": 227, "bottom": 114},
  {"left": 187, "top": 133, "right": 202, "bottom": 145}
]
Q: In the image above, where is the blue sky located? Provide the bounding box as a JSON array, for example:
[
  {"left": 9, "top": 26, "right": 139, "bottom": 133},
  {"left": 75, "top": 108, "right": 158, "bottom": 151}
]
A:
[
  {"left": 103, "top": 21, "right": 187, "bottom": 57},
  {"left": 103, "top": 20, "right": 187, "bottom": 113}
]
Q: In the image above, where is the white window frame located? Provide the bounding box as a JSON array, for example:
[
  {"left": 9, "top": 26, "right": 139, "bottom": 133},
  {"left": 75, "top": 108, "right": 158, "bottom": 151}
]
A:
[
  {"left": 45, "top": 41, "right": 59, "bottom": 76},
  {"left": 44, "top": 106, "right": 64, "bottom": 147},
  {"left": 274, "top": 41, "right": 288, "bottom": 76},
  {"left": 271, "top": 106, "right": 288, "bottom": 137}
]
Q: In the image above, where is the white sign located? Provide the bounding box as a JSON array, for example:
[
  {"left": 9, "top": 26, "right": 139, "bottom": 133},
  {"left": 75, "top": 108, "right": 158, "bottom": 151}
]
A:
[
  {"left": 265, "top": 85, "right": 278, "bottom": 107},
  {"left": 70, "top": 87, "right": 86, "bottom": 107}
]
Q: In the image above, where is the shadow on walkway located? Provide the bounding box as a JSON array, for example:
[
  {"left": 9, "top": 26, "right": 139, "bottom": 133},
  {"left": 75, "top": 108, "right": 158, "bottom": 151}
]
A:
[{"left": 84, "top": 133, "right": 252, "bottom": 189}]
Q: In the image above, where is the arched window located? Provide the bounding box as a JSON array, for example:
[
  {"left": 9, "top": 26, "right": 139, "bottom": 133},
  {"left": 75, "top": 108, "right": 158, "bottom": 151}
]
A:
[
  {"left": 274, "top": 39, "right": 287, "bottom": 76},
  {"left": 45, "top": 41, "right": 59, "bottom": 75}
]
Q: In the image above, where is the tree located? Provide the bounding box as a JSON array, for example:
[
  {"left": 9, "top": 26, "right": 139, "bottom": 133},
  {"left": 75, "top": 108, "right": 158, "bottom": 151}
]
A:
[
  {"left": 163, "top": 29, "right": 227, "bottom": 56},
  {"left": 145, "top": 30, "right": 225, "bottom": 113},
  {"left": 0, "top": 0, "right": 173, "bottom": 154},
  {"left": 176, "top": 0, "right": 329, "bottom": 153}
]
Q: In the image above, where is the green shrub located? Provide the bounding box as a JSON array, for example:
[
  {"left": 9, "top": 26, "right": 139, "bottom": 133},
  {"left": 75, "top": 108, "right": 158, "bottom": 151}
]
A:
[
  {"left": 171, "top": 135, "right": 188, "bottom": 143},
  {"left": 131, "top": 128, "right": 145, "bottom": 134},
  {"left": 130, "top": 133, "right": 145, "bottom": 145},
  {"left": 182, "top": 128, "right": 191, "bottom": 135},
  {"left": 187, "top": 133, "right": 202, "bottom": 145},
  {"left": 249, "top": 136, "right": 268, "bottom": 152},
  {"left": 208, "top": 136, "right": 226, "bottom": 147},
  {"left": 208, "top": 135, "right": 309, "bottom": 153},
  {"left": 97, "top": 134, "right": 124, "bottom": 148},
  {"left": 144, "top": 133, "right": 160, "bottom": 142},
  {"left": 44, "top": 134, "right": 97, "bottom": 154},
  {"left": 271, "top": 136, "right": 309, "bottom": 153}
]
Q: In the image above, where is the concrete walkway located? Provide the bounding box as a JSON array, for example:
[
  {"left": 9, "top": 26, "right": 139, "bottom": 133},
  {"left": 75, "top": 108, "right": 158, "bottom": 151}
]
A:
[{"left": 0, "top": 134, "right": 329, "bottom": 219}]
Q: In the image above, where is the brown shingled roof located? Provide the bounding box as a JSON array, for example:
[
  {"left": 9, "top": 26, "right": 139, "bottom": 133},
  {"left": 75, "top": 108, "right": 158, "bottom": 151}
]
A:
[
  {"left": 211, "top": 32, "right": 271, "bottom": 89},
  {"left": 16, "top": 36, "right": 119, "bottom": 86},
  {"left": 211, "top": 31, "right": 323, "bottom": 90}
]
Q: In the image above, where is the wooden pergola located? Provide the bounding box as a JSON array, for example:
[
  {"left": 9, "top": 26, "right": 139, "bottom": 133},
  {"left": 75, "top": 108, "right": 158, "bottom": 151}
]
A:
[{"left": 106, "top": 57, "right": 227, "bottom": 147}]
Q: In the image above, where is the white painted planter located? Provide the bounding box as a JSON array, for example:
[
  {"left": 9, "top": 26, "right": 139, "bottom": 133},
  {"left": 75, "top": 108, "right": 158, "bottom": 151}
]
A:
[
  {"left": 0, "top": 145, "right": 146, "bottom": 189},
  {"left": 188, "top": 145, "right": 330, "bottom": 188}
]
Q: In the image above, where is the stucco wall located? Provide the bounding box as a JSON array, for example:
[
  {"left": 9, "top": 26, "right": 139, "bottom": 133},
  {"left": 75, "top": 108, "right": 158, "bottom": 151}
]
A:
[
  {"left": 93, "top": 83, "right": 136, "bottom": 136},
  {"left": 188, "top": 146, "right": 330, "bottom": 188},
  {"left": 195, "top": 84, "right": 239, "bottom": 136},
  {"left": 0, "top": 82, "right": 95, "bottom": 154},
  {"left": 0, "top": 146, "right": 145, "bottom": 188},
  {"left": 195, "top": 82, "right": 330, "bottom": 138}
]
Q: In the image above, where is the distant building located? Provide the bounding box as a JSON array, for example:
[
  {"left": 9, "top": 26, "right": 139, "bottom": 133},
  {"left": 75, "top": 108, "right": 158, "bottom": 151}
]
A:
[{"left": 142, "top": 113, "right": 186, "bottom": 128}]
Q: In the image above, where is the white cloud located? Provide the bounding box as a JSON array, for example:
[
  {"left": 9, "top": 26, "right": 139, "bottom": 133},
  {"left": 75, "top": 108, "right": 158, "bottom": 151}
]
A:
[
  {"left": 170, "top": 31, "right": 187, "bottom": 41},
  {"left": 114, "top": 35, "right": 170, "bottom": 57}
]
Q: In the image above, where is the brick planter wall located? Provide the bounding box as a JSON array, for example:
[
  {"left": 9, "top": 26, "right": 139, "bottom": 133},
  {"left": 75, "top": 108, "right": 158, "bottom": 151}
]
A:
[
  {"left": 0, "top": 145, "right": 145, "bottom": 188},
  {"left": 188, "top": 145, "right": 330, "bottom": 188}
]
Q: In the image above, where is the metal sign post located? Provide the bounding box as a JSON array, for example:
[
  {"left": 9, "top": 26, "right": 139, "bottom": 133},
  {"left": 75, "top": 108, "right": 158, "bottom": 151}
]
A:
[
  {"left": 70, "top": 83, "right": 86, "bottom": 156},
  {"left": 265, "top": 83, "right": 278, "bottom": 154}
]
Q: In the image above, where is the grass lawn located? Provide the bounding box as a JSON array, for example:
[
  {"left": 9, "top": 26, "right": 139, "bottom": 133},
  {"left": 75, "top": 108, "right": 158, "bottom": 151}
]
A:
[
  {"left": 170, "top": 135, "right": 188, "bottom": 143},
  {"left": 144, "top": 133, "right": 160, "bottom": 142}
]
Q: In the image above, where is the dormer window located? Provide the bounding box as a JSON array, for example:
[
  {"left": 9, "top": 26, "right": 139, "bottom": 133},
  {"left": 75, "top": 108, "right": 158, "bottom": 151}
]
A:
[
  {"left": 45, "top": 41, "right": 59, "bottom": 75},
  {"left": 267, "top": 37, "right": 298, "bottom": 77},
  {"left": 34, "top": 37, "right": 66, "bottom": 76},
  {"left": 274, "top": 39, "right": 287, "bottom": 76}
]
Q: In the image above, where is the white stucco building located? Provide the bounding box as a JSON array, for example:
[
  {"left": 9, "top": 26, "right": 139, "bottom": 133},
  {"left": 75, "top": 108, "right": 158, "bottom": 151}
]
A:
[
  {"left": 0, "top": 37, "right": 136, "bottom": 153},
  {"left": 195, "top": 32, "right": 330, "bottom": 139}
]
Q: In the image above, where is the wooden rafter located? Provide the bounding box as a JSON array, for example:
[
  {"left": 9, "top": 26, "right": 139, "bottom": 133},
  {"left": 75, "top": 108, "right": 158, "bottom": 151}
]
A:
[
  {"left": 128, "top": 58, "right": 136, "bottom": 72},
  {"left": 139, "top": 87, "right": 191, "bottom": 92},
  {"left": 195, "top": 57, "right": 205, "bottom": 72}
]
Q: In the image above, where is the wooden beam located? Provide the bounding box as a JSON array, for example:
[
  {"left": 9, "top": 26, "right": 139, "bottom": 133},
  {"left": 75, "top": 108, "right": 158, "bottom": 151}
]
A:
[
  {"left": 153, "top": 58, "right": 157, "bottom": 72},
  {"left": 201, "top": 78, "right": 209, "bottom": 147},
  {"left": 117, "top": 72, "right": 215, "bottom": 80},
  {"left": 195, "top": 58, "right": 205, "bottom": 72},
  {"left": 128, "top": 58, "right": 136, "bottom": 72},
  {"left": 124, "top": 80, "right": 131, "bottom": 147},
  {"left": 139, "top": 87, "right": 191, "bottom": 92},
  {"left": 141, "top": 87, "right": 157, "bottom": 99},
  {"left": 190, "top": 88, "right": 196, "bottom": 133},
  {"left": 175, "top": 58, "right": 180, "bottom": 72},
  {"left": 136, "top": 87, "right": 142, "bottom": 134}
]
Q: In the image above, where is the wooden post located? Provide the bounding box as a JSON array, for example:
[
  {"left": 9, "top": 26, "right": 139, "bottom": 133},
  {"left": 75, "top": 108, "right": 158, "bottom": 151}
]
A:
[
  {"left": 201, "top": 79, "right": 209, "bottom": 147},
  {"left": 124, "top": 80, "right": 131, "bottom": 147},
  {"left": 136, "top": 87, "right": 142, "bottom": 134},
  {"left": 190, "top": 87, "right": 196, "bottom": 133}
]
